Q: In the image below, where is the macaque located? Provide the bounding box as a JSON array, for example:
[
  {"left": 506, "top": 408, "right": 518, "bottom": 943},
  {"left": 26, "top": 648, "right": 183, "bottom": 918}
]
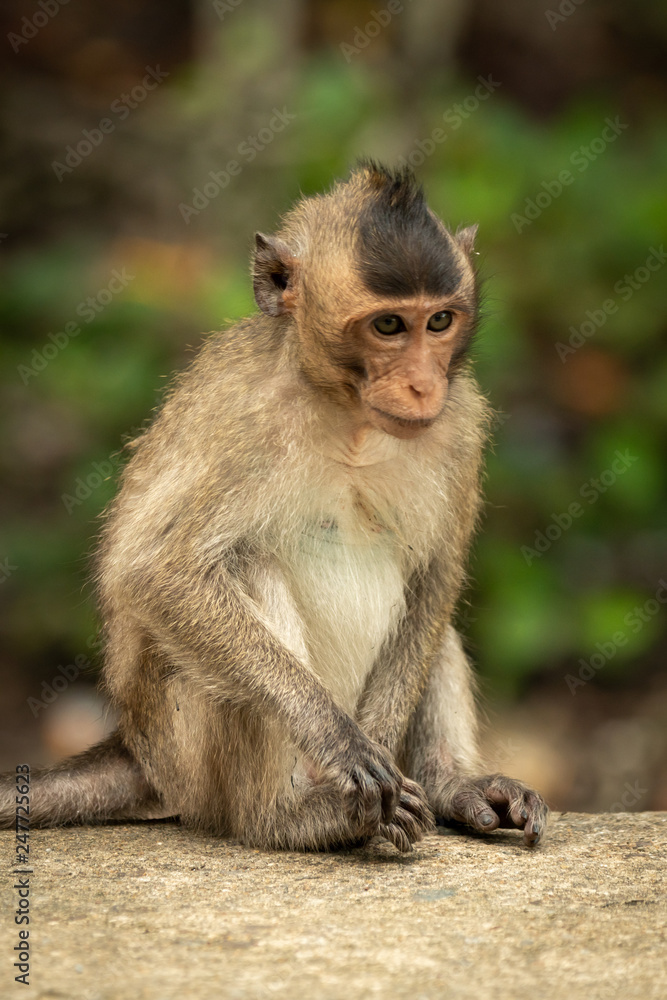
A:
[{"left": 0, "top": 163, "right": 548, "bottom": 851}]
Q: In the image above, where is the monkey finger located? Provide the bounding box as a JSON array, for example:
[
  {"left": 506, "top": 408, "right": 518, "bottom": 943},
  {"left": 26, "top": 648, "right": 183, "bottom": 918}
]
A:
[
  {"left": 442, "top": 778, "right": 503, "bottom": 832},
  {"left": 521, "top": 796, "right": 549, "bottom": 847},
  {"left": 398, "top": 789, "right": 435, "bottom": 832},
  {"left": 468, "top": 807, "right": 501, "bottom": 833},
  {"left": 378, "top": 821, "right": 413, "bottom": 854},
  {"left": 335, "top": 768, "right": 369, "bottom": 827},
  {"left": 379, "top": 796, "right": 432, "bottom": 849},
  {"left": 484, "top": 787, "right": 528, "bottom": 829},
  {"left": 343, "top": 766, "right": 383, "bottom": 831},
  {"left": 449, "top": 789, "right": 501, "bottom": 833},
  {"left": 395, "top": 804, "right": 430, "bottom": 843},
  {"left": 375, "top": 770, "right": 402, "bottom": 824},
  {"left": 522, "top": 819, "right": 542, "bottom": 847},
  {"left": 364, "top": 758, "right": 402, "bottom": 823},
  {"left": 343, "top": 754, "right": 401, "bottom": 832},
  {"left": 399, "top": 788, "right": 430, "bottom": 817},
  {"left": 483, "top": 780, "right": 549, "bottom": 839},
  {"left": 400, "top": 776, "right": 430, "bottom": 803}
]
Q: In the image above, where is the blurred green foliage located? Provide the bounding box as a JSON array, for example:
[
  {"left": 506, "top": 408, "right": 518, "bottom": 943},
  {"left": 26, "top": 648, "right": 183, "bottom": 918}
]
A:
[{"left": 1, "top": 21, "right": 666, "bottom": 696}]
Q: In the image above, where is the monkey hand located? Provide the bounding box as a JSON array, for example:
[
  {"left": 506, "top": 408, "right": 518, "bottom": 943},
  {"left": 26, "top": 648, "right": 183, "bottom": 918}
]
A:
[
  {"left": 378, "top": 777, "right": 435, "bottom": 853},
  {"left": 437, "top": 773, "right": 548, "bottom": 847},
  {"left": 322, "top": 727, "right": 405, "bottom": 835}
]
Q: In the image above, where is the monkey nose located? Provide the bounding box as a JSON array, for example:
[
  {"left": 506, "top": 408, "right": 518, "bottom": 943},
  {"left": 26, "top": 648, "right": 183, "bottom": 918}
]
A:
[
  {"left": 408, "top": 381, "right": 433, "bottom": 398},
  {"left": 403, "top": 381, "right": 445, "bottom": 420},
  {"left": 407, "top": 379, "right": 440, "bottom": 407},
  {"left": 406, "top": 361, "right": 438, "bottom": 397}
]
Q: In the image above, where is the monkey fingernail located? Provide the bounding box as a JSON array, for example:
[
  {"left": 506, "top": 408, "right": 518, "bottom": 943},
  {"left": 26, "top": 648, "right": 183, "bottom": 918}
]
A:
[
  {"left": 480, "top": 811, "right": 495, "bottom": 826},
  {"left": 520, "top": 808, "right": 528, "bottom": 820}
]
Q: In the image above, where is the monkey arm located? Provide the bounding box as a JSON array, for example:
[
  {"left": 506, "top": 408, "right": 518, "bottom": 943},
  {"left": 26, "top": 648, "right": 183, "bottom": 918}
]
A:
[
  {"left": 354, "top": 555, "right": 455, "bottom": 755},
  {"left": 357, "top": 586, "right": 548, "bottom": 847},
  {"left": 402, "top": 625, "right": 549, "bottom": 846}
]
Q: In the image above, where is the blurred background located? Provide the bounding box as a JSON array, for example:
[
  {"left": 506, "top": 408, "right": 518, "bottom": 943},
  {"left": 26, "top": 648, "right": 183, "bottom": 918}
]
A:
[{"left": 1, "top": 0, "right": 666, "bottom": 814}]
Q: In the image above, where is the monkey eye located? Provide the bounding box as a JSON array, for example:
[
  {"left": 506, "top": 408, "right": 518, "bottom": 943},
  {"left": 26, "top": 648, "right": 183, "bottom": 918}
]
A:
[
  {"left": 427, "top": 310, "right": 453, "bottom": 332},
  {"left": 373, "top": 314, "right": 405, "bottom": 335}
]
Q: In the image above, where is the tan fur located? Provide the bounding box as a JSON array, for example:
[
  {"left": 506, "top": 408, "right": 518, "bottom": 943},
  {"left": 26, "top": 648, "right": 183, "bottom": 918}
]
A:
[{"left": 0, "top": 164, "right": 547, "bottom": 849}]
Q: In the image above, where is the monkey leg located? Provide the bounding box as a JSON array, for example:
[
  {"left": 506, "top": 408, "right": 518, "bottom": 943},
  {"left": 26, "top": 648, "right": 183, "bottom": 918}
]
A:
[{"left": 401, "top": 626, "right": 549, "bottom": 846}]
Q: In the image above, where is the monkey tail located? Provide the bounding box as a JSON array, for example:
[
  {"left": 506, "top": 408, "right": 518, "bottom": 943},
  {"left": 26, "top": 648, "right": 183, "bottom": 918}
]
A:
[{"left": 0, "top": 730, "right": 170, "bottom": 829}]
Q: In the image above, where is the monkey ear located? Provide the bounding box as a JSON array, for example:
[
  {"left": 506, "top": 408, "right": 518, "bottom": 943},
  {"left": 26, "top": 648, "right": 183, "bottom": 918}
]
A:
[
  {"left": 455, "top": 224, "right": 478, "bottom": 256},
  {"left": 253, "top": 233, "right": 298, "bottom": 317}
]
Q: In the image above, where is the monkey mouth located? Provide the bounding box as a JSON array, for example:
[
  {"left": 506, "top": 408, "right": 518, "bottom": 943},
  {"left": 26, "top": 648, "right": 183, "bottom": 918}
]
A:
[{"left": 370, "top": 407, "right": 438, "bottom": 431}]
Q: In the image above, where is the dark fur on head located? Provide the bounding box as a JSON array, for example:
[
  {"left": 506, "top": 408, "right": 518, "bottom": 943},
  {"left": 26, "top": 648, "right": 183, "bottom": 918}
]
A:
[{"left": 355, "top": 160, "right": 462, "bottom": 298}]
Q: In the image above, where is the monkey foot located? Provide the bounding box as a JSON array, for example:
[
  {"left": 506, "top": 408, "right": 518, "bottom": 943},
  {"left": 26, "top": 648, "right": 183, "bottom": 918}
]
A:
[{"left": 436, "top": 773, "right": 549, "bottom": 847}]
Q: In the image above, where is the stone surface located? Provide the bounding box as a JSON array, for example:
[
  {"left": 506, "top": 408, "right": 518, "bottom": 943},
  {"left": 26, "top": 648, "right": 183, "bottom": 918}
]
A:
[{"left": 1, "top": 812, "right": 666, "bottom": 999}]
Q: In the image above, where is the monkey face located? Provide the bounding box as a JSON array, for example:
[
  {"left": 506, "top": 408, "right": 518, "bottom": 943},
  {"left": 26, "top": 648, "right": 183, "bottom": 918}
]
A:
[
  {"left": 346, "top": 297, "right": 475, "bottom": 439},
  {"left": 251, "top": 163, "right": 479, "bottom": 440}
]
